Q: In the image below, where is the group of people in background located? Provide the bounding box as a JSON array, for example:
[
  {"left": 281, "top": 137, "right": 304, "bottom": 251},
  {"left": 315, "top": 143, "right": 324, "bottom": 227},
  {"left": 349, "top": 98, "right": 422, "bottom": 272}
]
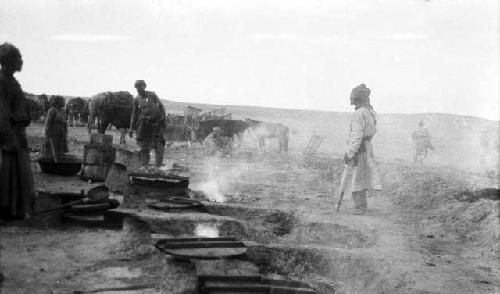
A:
[{"left": 0, "top": 41, "right": 441, "bottom": 221}]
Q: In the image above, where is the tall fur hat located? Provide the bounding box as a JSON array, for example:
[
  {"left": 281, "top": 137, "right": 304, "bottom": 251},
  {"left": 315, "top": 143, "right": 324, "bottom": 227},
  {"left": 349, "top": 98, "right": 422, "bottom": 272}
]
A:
[
  {"left": 350, "top": 83, "right": 371, "bottom": 102},
  {"left": 0, "top": 42, "right": 22, "bottom": 67}
]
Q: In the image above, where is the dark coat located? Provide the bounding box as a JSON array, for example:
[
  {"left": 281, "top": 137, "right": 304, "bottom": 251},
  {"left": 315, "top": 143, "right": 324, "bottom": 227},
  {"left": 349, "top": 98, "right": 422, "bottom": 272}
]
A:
[{"left": 0, "top": 73, "right": 34, "bottom": 218}]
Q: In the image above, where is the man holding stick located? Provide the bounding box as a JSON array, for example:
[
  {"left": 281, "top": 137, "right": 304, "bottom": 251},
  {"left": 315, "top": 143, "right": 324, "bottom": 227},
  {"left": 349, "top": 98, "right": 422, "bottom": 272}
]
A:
[{"left": 337, "top": 84, "right": 381, "bottom": 215}]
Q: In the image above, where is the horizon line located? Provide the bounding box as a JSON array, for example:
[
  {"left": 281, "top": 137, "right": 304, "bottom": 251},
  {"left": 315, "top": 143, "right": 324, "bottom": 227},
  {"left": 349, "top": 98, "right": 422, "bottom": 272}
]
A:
[{"left": 24, "top": 91, "right": 499, "bottom": 122}]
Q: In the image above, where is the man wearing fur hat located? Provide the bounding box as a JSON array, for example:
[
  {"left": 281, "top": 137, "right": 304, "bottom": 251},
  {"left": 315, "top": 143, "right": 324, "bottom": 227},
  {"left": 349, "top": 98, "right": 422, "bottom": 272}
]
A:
[
  {"left": 129, "top": 80, "right": 167, "bottom": 167},
  {"left": 339, "top": 84, "right": 381, "bottom": 215}
]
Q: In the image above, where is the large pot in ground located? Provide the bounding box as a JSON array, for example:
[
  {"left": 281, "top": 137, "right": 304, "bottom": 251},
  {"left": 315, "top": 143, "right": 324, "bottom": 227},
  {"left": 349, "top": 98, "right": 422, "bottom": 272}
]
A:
[{"left": 37, "top": 155, "right": 82, "bottom": 176}]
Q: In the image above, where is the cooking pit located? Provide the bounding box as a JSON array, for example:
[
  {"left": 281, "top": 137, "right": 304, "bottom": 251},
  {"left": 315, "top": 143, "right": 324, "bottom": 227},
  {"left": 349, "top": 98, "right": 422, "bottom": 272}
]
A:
[
  {"left": 94, "top": 156, "right": 384, "bottom": 294},
  {"left": 110, "top": 189, "right": 379, "bottom": 294}
]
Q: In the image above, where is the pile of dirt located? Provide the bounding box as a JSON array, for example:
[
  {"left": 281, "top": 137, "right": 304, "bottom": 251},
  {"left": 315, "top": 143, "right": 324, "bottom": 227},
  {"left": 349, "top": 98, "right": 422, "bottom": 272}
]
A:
[
  {"left": 392, "top": 167, "right": 499, "bottom": 265},
  {"left": 301, "top": 155, "right": 345, "bottom": 183}
]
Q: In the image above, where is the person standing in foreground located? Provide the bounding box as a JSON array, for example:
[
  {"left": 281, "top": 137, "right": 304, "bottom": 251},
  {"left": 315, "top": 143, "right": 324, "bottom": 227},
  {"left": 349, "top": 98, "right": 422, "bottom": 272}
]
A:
[
  {"left": 339, "top": 84, "right": 380, "bottom": 215},
  {"left": 129, "top": 80, "right": 167, "bottom": 167},
  {"left": 0, "top": 42, "right": 34, "bottom": 220}
]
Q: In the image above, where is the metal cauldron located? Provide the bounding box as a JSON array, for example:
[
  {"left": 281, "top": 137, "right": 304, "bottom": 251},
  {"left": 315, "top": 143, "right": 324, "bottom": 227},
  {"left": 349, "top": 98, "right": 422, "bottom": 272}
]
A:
[{"left": 37, "top": 155, "right": 83, "bottom": 176}]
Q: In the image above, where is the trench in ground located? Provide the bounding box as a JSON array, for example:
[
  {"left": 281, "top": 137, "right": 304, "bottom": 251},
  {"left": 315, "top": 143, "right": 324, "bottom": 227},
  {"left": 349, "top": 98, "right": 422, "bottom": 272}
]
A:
[{"left": 112, "top": 195, "right": 385, "bottom": 294}]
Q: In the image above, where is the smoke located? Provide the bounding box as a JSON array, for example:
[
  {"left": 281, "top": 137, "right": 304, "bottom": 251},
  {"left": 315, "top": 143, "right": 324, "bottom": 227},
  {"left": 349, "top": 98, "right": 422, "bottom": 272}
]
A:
[
  {"left": 191, "top": 156, "right": 250, "bottom": 203},
  {"left": 194, "top": 223, "right": 219, "bottom": 238},
  {"left": 198, "top": 180, "right": 225, "bottom": 203}
]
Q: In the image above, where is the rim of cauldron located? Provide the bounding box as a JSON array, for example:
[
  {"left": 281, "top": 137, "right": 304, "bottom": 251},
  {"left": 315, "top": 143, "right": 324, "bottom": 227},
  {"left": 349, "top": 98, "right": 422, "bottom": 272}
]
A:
[
  {"left": 37, "top": 155, "right": 83, "bottom": 176},
  {"left": 37, "top": 154, "right": 83, "bottom": 164}
]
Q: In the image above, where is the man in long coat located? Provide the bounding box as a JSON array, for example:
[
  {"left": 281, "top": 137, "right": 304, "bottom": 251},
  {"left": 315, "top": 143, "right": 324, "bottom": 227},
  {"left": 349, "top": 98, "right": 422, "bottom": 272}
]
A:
[
  {"left": 129, "top": 80, "right": 167, "bottom": 167},
  {"left": 339, "top": 84, "right": 381, "bottom": 215}
]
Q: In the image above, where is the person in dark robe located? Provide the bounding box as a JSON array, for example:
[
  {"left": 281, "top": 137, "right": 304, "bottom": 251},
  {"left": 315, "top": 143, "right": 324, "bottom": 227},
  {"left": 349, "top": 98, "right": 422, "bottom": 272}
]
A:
[
  {"left": 0, "top": 42, "right": 35, "bottom": 220},
  {"left": 42, "top": 95, "right": 69, "bottom": 162},
  {"left": 129, "top": 80, "right": 167, "bottom": 167}
]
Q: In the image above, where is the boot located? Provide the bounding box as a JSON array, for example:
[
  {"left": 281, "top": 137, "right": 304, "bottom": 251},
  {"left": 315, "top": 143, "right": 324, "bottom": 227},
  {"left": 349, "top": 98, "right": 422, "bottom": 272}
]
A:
[
  {"left": 352, "top": 191, "right": 362, "bottom": 209},
  {"left": 352, "top": 191, "right": 367, "bottom": 215},
  {"left": 154, "top": 140, "right": 165, "bottom": 167},
  {"left": 139, "top": 148, "right": 151, "bottom": 167}
]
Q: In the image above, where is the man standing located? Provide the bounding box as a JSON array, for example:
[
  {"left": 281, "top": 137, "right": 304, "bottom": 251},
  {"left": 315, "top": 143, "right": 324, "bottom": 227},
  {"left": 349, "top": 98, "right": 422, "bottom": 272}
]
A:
[
  {"left": 339, "top": 84, "right": 380, "bottom": 215},
  {"left": 412, "top": 121, "right": 434, "bottom": 164},
  {"left": 129, "top": 80, "right": 167, "bottom": 167}
]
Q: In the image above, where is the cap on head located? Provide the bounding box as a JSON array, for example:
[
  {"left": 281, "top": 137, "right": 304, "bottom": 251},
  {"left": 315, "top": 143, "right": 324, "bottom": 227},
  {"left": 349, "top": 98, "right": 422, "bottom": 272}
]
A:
[
  {"left": 134, "top": 80, "right": 146, "bottom": 88},
  {"left": 212, "top": 126, "right": 223, "bottom": 133}
]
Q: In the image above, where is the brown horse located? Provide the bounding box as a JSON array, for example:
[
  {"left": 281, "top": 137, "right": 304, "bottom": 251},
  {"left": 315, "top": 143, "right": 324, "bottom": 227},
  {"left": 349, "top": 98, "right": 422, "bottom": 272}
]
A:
[
  {"left": 245, "top": 119, "right": 289, "bottom": 153},
  {"left": 66, "top": 97, "right": 88, "bottom": 127},
  {"left": 86, "top": 91, "right": 134, "bottom": 144},
  {"left": 37, "top": 94, "right": 49, "bottom": 122}
]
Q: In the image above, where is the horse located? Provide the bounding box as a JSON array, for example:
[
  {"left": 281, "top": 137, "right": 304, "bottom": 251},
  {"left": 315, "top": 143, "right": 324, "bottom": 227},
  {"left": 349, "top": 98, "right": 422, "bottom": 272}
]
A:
[
  {"left": 413, "top": 141, "right": 434, "bottom": 164},
  {"left": 25, "top": 97, "right": 42, "bottom": 122},
  {"left": 37, "top": 94, "right": 49, "bottom": 122},
  {"left": 86, "top": 91, "right": 134, "bottom": 145},
  {"left": 65, "top": 97, "right": 88, "bottom": 127},
  {"left": 245, "top": 119, "right": 289, "bottom": 153}
]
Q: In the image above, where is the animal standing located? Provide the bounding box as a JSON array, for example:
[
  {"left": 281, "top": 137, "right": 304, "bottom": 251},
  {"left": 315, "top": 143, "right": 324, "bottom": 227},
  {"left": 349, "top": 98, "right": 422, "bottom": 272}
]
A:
[
  {"left": 37, "top": 94, "right": 49, "bottom": 122},
  {"left": 86, "top": 91, "right": 134, "bottom": 144},
  {"left": 66, "top": 97, "right": 88, "bottom": 127},
  {"left": 245, "top": 119, "right": 289, "bottom": 153},
  {"left": 25, "top": 97, "right": 42, "bottom": 122}
]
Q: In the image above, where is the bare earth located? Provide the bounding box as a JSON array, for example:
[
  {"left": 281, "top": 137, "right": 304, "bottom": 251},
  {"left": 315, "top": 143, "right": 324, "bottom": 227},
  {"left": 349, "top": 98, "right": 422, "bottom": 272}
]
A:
[{"left": 0, "top": 121, "right": 498, "bottom": 294}]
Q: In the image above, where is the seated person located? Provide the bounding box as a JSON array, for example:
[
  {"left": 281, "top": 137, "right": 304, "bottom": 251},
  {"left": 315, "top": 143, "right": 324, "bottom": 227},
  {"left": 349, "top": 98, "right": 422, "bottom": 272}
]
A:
[{"left": 203, "top": 126, "right": 231, "bottom": 156}]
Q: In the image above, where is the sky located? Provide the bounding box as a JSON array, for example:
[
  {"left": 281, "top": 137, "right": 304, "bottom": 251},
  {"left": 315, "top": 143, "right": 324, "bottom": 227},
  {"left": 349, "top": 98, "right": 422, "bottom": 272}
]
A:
[{"left": 1, "top": 0, "right": 498, "bottom": 120}]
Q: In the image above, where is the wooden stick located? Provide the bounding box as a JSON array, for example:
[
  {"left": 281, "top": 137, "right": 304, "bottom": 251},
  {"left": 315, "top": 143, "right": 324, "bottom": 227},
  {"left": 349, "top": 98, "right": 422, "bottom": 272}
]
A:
[
  {"left": 49, "top": 138, "right": 58, "bottom": 163},
  {"left": 336, "top": 191, "right": 345, "bottom": 212},
  {"left": 26, "top": 189, "right": 107, "bottom": 217}
]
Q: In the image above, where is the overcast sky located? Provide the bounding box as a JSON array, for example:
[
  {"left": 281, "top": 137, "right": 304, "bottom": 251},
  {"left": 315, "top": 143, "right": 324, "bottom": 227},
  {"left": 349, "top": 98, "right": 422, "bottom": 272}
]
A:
[{"left": 1, "top": 0, "right": 498, "bottom": 119}]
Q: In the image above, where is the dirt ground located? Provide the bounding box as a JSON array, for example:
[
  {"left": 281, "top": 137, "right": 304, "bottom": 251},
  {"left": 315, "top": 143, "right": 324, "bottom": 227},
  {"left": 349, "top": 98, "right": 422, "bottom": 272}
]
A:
[{"left": 0, "top": 122, "right": 498, "bottom": 294}]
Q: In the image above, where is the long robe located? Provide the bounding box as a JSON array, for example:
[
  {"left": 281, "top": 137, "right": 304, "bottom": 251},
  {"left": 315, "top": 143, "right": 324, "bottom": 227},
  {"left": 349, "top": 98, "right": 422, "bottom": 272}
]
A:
[
  {"left": 339, "top": 106, "right": 381, "bottom": 193},
  {"left": 42, "top": 107, "right": 69, "bottom": 158},
  {"left": 0, "top": 72, "right": 34, "bottom": 218}
]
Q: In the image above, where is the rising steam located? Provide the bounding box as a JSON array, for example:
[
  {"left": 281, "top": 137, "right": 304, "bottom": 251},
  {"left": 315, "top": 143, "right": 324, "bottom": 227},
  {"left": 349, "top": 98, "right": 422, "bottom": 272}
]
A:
[
  {"left": 192, "top": 156, "right": 250, "bottom": 203},
  {"left": 194, "top": 223, "right": 219, "bottom": 238}
]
